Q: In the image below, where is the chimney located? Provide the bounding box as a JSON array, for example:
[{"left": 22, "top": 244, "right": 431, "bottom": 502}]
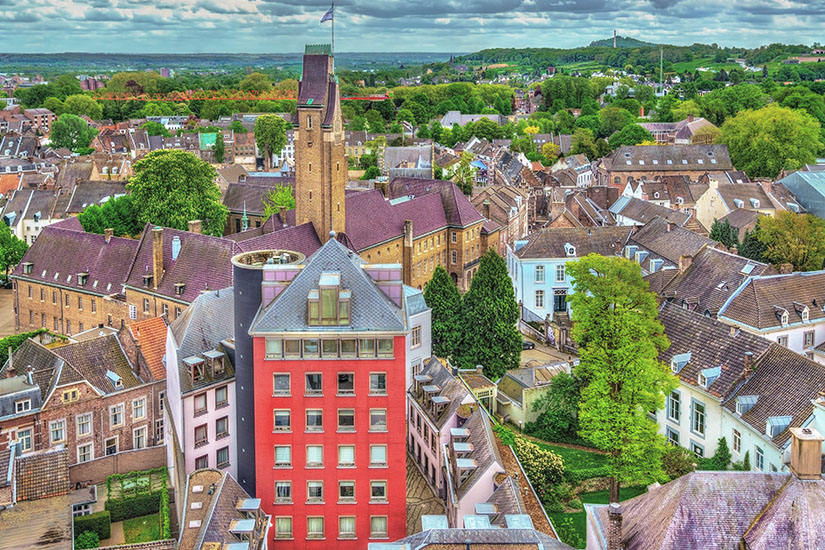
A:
[
  {"left": 743, "top": 351, "right": 754, "bottom": 379},
  {"left": 687, "top": 114, "right": 694, "bottom": 123},
  {"left": 188, "top": 220, "right": 202, "bottom": 234},
  {"left": 678, "top": 254, "right": 693, "bottom": 273},
  {"left": 730, "top": 246, "right": 738, "bottom": 256},
  {"left": 152, "top": 226, "right": 163, "bottom": 291},
  {"left": 402, "top": 220, "right": 413, "bottom": 286},
  {"left": 483, "top": 199, "right": 491, "bottom": 220},
  {"left": 6, "top": 347, "right": 14, "bottom": 378},
  {"left": 279, "top": 206, "right": 287, "bottom": 227},
  {"left": 607, "top": 502, "right": 623, "bottom": 550},
  {"left": 789, "top": 427, "right": 824, "bottom": 480},
  {"left": 104, "top": 228, "right": 114, "bottom": 243},
  {"left": 779, "top": 263, "right": 793, "bottom": 274},
  {"left": 666, "top": 222, "right": 672, "bottom": 233}
]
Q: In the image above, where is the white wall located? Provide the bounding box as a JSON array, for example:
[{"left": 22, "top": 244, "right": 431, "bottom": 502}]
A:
[{"left": 655, "top": 381, "right": 723, "bottom": 460}]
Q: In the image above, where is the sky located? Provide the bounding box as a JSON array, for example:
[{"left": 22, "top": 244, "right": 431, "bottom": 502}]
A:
[{"left": 3, "top": 0, "right": 825, "bottom": 53}]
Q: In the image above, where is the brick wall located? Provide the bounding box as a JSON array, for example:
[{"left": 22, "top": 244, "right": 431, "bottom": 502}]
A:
[
  {"left": 14, "top": 280, "right": 125, "bottom": 335},
  {"left": 69, "top": 445, "right": 167, "bottom": 485}
]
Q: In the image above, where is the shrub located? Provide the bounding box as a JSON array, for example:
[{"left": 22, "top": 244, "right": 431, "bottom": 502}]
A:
[
  {"left": 568, "top": 497, "right": 583, "bottom": 510},
  {"left": 564, "top": 466, "right": 611, "bottom": 483},
  {"left": 75, "top": 531, "right": 100, "bottom": 550},
  {"left": 732, "top": 450, "right": 751, "bottom": 471},
  {"left": 557, "top": 517, "right": 585, "bottom": 549},
  {"left": 74, "top": 511, "right": 111, "bottom": 541},
  {"left": 105, "top": 492, "right": 161, "bottom": 522},
  {"left": 662, "top": 445, "right": 697, "bottom": 480},
  {"left": 710, "top": 437, "right": 732, "bottom": 470},
  {"left": 160, "top": 484, "right": 171, "bottom": 539},
  {"left": 513, "top": 436, "right": 564, "bottom": 497},
  {"left": 525, "top": 372, "right": 582, "bottom": 444}
]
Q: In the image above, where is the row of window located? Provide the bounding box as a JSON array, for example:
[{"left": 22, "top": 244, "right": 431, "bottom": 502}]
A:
[
  {"left": 194, "top": 386, "right": 229, "bottom": 414},
  {"left": 76, "top": 425, "right": 149, "bottom": 462},
  {"left": 274, "top": 515, "right": 388, "bottom": 540},
  {"left": 274, "top": 444, "right": 388, "bottom": 468},
  {"left": 27, "top": 310, "right": 91, "bottom": 334},
  {"left": 265, "top": 337, "right": 394, "bottom": 360},
  {"left": 27, "top": 287, "right": 97, "bottom": 311},
  {"left": 534, "top": 289, "right": 568, "bottom": 312},
  {"left": 274, "top": 479, "right": 387, "bottom": 505},
  {"left": 194, "top": 416, "right": 230, "bottom": 446},
  {"left": 272, "top": 372, "right": 386, "bottom": 397},
  {"left": 533, "top": 264, "right": 567, "bottom": 284},
  {"left": 194, "top": 446, "right": 231, "bottom": 470},
  {"left": 108, "top": 398, "right": 148, "bottom": 429},
  {"left": 272, "top": 408, "right": 387, "bottom": 433},
  {"left": 666, "top": 391, "right": 705, "bottom": 437},
  {"left": 667, "top": 427, "right": 773, "bottom": 472},
  {"left": 410, "top": 405, "right": 438, "bottom": 454},
  {"left": 129, "top": 301, "right": 182, "bottom": 320}
]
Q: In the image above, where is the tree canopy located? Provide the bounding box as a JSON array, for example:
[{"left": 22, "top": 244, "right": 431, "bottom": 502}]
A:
[
  {"left": 254, "top": 114, "right": 288, "bottom": 170},
  {"left": 262, "top": 183, "right": 296, "bottom": 221},
  {"left": 424, "top": 265, "right": 463, "bottom": 361},
  {"left": 709, "top": 218, "right": 740, "bottom": 249},
  {"left": 77, "top": 194, "right": 142, "bottom": 237},
  {"left": 0, "top": 222, "right": 27, "bottom": 278},
  {"left": 607, "top": 124, "right": 653, "bottom": 149},
  {"left": 754, "top": 210, "right": 825, "bottom": 271},
  {"left": 50, "top": 114, "right": 98, "bottom": 152},
  {"left": 63, "top": 94, "right": 103, "bottom": 120}
]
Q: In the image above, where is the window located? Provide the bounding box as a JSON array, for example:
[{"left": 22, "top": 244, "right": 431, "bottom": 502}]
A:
[
  {"left": 411, "top": 326, "right": 422, "bottom": 348},
  {"left": 733, "top": 430, "right": 741, "bottom": 453},
  {"left": 105, "top": 437, "right": 118, "bottom": 456},
  {"left": 692, "top": 401, "right": 705, "bottom": 436},
  {"left": 370, "top": 373, "right": 387, "bottom": 395},
  {"left": 341, "top": 339, "right": 356, "bottom": 357},
  {"left": 66, "top": 320, "right": 71, "bottom": 335},
  {"left": 195, "top": 455, "right": 208, "bottom": 469},
  {"left": 129, "top": 304, "right": 137, "bottom": 320},
  {"left": 133, "top": 426, "right": 147, "bottom": 449},
  {"left": 451, "top": 250, "right": 457, "bottom": 264},
  {"left": 265, "top": 338, "right": 282, "bottom": 359},
  {"left": 274, "top": 410, "right": 291, "bottom": 432},
  {"left": 668, "top": 391, "right": 680, "bottom": 423},
  {"left": 359, "top": 339, "right": 375, "bottom": 358},
  {"left": 194, "top": 393, "right": 207, "bottom": 414},
  {"left": 110, "top": 404, "right": 124, "bottom": 428},
  {"left": 77, "top": 412, "right": 92, "bottom": 437},
  {"left": 161, "top": 303, "right": 166, "bottom": 316},
  {"left": 378, "top": 338, "right": 393, "bottom": 357},
  {"left": 50, "top": 420, "right": 65, "bottom": 444},
  {"left": 27, "top": 285, "right": 32, "bottom": 299},
  {"left": 15, "top": 399, "right": 31, "bottom": 413},
  {"left": 338, "top": 409, "right": 355, "bottom": 432},
  {"left": 691, "top": 441, "right": 704, "bottom": 457},
  {"left": 215, "top": 386, "right": 228, "bottom": 407},
  {"left": 777, "top": 335, "right": 788, "bottom": 347},
  {"left": 307, "top": 517, "right": 324, "bottom": 539},
  {"left": 370, "top": 445, "right": 387, "bottom": 467},
  {"left": 555, "top": 264, "right": 565, "bottom": 282},
  {"left": 804, "top": 331, "right": 815, "bottom": 348},
  {"left": 175, "top": 307, "right": 182, "bottom": 319},
  {"left": 273, "top": 373, "right": 290, "bottom": 395},
  {"left": 306, "top": 410, "right": 323, "bottom": 432},
  {"left": 143, "top": 298, "right": 149, "bottom": 314},
  {"left": 63, "top": 389, "right": 79, "bottom": 403},
  {"left": 216, "top": 416, "right": 229, "bottom": 438},
  {"left": 370, "top": 481, "right": 387, "bottom": 503},
  {"left": 338, "top": 445, "right": 355, "bottom": 467},
  {"left": 535, "top": 290, "right": 544, "bottom": 309},
  {"left": 337, "top": 373, "right": 354, "bottom": 395},
  {"left": 132, "top": 397, "right": 146, "bottom": 420},
  {"left": 307, "top": 481, "right": 324, "bottom": 502},
  {"left": 275, "top": 517, "right": 293, "bottom": 539},
  {"left": 274, "top": 445, "right": 292, "bottom": 467},
  {"left": 339, "top": 516, "right": 356, "bottom": 538},
  {"left": 451, "top": 231, "right": 457, "bottom": 243},
  {"left": 755, "top": 445, "right": 764, "bottom": 471},
  {"left": 535, "top": 265, "right": 545, "bottom": 283},
  {"left": 666, "top": 428, "right": 679, "bottom": 446},
  {"left": 370, "top": 516, "right": 388, "bottom": 539},
  {"left": 194, "top": 424, "right": 208, "bottom": 447},
  {"left": 78, "top": 442, "right": 93, "bottom": 463},
  {"left": 306, "top": 115, "right": 313, "bottom": 130},
  {"left": 370, "top": 409, "right": 387, "bottom": 432},
  {"left": 339, "top": 480, "right": 355, "bottom": 503},
  {"left": 306, "top": 373, "right": 323, "bottom": 395},
  {"left": 275, "top": 481, "right": 292, "bottom": 503},
  {"left": 306, "top": 445, "right": 323, "bottom": 467},
  {"left": 322, "top": 339, "right": 338, "bottom": 357}
]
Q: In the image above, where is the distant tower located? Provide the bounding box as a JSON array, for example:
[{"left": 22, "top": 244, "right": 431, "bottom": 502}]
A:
[
  {"left": 294, "top": 44, "right": 347, "bottom": 243},
  {"left": 614, "top": 29, "right": 617, "bottom": 48}
]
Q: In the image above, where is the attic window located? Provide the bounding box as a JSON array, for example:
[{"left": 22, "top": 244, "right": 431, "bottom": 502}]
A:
[
  {"left": 676, "top": 197, "right": 684, "bottom": 205},
  {"left": 175, "top": 282, "right": 186, "bottom": 296},
  {"left": 697, "top": 372, "right": 707, "bottom": 387},
  {"left": 667, "top": 159, "right": 673, "bottom": 165},
  {"left": 143, "top": 274, "right": 153, "bottom": 287},
  {"left": 781, "top": 311, "right": 789, "bottom": 325},
  {"left": 697, "top": 159, "right": 704, "bottom": 164},
  {"left": 307, "top": 271, "right": 350, "bottom": 326},
  {"left": 639, "top": 160, "right": 645, "bottom": 165},
  {"left": 77, "top": 273, "right": 88, "bottom": 286},
  {"left": 681, "top": 159, "right": 688, "bottom": 164},
  {"left": 707, "top": 151, "right": 714, "bottom": 157},
  {"left": 22, "top": 262, "right": 32, "bottom": 274},
  {"left": 734, "top": 199, "right": 745, "bottom": 208},
  {"left": 652, "top": 159, "right": 658, "bottom": 165},
  {"left": 802, "top": 307, "right": 810, "bottom": 323},
  {"left": 564, "top": 243, "right": 576, "bottom": 257},
  {"left": 750, "top": 198, "right": 760, "bottom": 208},
  {"left": 653, "top": 192, "right": 659, "bottom": 199}
]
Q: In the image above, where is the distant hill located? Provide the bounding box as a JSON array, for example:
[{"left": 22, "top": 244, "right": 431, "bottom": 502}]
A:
[{"left": 589, "top": 36, "right": 659, "bottom": 48}]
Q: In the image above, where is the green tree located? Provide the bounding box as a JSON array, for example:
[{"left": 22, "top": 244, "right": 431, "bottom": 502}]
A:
[
  {"left": 0, "top": 222, "right": 27, "bottom": 279},
  {"left": 424, "top": 265, "right": 463, "bottom": 361},
  {"left": 672, "top": 99, "right": 703, "bottom": 121},
  {"left": 53, "top": 74, "right": 83, "bottom": 99},
  {"left": 239, "top": 72, "right": 273, "bottom": 92},
  {"left": 43, "top": 97, "right": 65, "bottom": 116},
  {"left": 567, "top": 254, "right": 675, "bottom": 502},
  {"left": 739, "top": 226, "right": 767, "bottom": 263},
  {"left": 541, "top": 142, "right": 561, "bottom": 164},
  {"left": 709, "top": 218, "right": 740, "bottom": 249},
  {"left": 598, "top": 106, "right": 635, "bottom": 138},
  {"left": 755, "top": 210, "right": 825, "bottom": 271},
  {"left": 570, "top": 127, "right": 598, "bottom": 160},
  {"left": 360, "top": 165, "right": 381, "bottom": 180},
  {"left": 50, "top": 114, "right": 98, "bottom": 152},
  {"left": 75, "top": 531, "right": 99, "bottom": 550},
  {"left": 254, "top": 114, "right": 288, "bottom": 171},
  {"left": 719, "top": 104, "right": 822, "bottom": 178},
  {"left": 127, "top": 150, "right": 227, "bottom": 236},
  {"left": 448, "top": 151, "right": 475, "bottom": 195},
  {"left": 229, "top": 120, "right": 247, "bottom": 134},
  {"left": 63, "top": 95, "right": 103, "bottom": 120},
  {"left": 710, "top": 437, "right": 732, "bottom": 470},
  {"left": 262, "top": 183, "right": 296, "bottom": 220},
  {"left": 608, "top": 124, "right": 654, "bottom": 149},
  {"left": 77, "top": 194, "right": 141, "bottom": 237},
  {"left": 526, "top": 372, "right": 582, "bottom": 443},
  {"left": 141, "top": 121, "right": 170, "bottom": 137},
  {"left": 456, "top": 249, "right": 521, "bottom": 379},
  {"left": 214, "top": 135, "right": 225, "bottom": 163}
]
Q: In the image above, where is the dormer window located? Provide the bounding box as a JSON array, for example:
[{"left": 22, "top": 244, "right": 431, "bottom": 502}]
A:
[
  {"left": 697, "top": 372, "right": 707, "bottom": 388},
  {"left": 564, "top": 243, "right": 576, "bottom": 257},
  {"left": 174, "top": 282, "right": 186, "bottom": 296},
  {"left": 22, "top": 262, "right": 32, "bottom": 274},
  {"left": 653, "top": 192, "right": 659, "bottom": 199},
  {"left": 77, "top": 272, "right": 88, "bottom": 286},
  {"left": 750, "top": 198, "right": 760, "bottom": 208},
  {"left": 781, "top": 311, "right": 789, "bottom": 326},
  {"left": 802, "top": 307, "right": 810, "bottom": 322},
  {"left": 734, "top": 199, "right": 744, "bottom": 208},
  {"left": 184, "top": 356, "right": 205, "bottom": 384},
  {"left": 143, "top": 274, "right": 153, "bottom": 287},
  {"left": 307, "top": 271, "right": 350, "bottom": 326}
]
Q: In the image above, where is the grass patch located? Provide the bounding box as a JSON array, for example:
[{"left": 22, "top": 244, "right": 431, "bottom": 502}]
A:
[
  {"left": 549, "top": 512, "right": 586, "bottom": 549},
  {"left": 530, "top": 440, "right": 608, "bottom": 472},
  {"left": 123, "top": 513, "right": 160, "bottom": 544},
  {"left": 580, "top": 484, "right": 648, "bottom": 505}
]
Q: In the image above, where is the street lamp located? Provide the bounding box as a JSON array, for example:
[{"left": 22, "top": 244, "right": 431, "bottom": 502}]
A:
[{"left": 518, "top": 420, "right": 523, "bottom": 432}]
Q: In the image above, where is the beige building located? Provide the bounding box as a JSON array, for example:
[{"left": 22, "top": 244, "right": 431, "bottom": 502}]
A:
[{"left": 693, "top": 180, "right": 775, "bottom": 231}]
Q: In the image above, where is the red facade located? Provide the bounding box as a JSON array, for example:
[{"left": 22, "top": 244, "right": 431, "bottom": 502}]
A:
[{"left": 252, "top": 334, "right": 408, "bottom": 548}]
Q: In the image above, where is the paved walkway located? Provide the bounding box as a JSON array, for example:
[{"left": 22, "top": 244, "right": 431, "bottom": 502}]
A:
[{"left": 406, "top": 453, "right": 445, "bottom": 535}]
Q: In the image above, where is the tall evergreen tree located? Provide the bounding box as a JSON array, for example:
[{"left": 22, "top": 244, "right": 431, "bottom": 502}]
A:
[
  {"left": 709, "top": 218, "right": 739, "bottom": 249},
  {"left": 739, "top": 227, "right": 767, "bottom": 262},
  {"left": 567, "top": 254, "right": 676, "bottom": 503},
  {"left": 456, "top": 250, "right": 521, "bottom": 379},
  {"left": 423, "top": 265, "right": 463, "bottom": 361},
  {"left": 214, "top": 134, "right": 225, "bottom": 164}
]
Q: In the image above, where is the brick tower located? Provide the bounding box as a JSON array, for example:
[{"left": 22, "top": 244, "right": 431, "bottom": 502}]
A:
[{"left": 294, "top": 44, "right": 347, "bottom": 242}]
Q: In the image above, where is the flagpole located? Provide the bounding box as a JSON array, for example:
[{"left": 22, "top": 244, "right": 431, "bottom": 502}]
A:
[{"left": 331, "top": 2, "right": 335, "bottom": 68}]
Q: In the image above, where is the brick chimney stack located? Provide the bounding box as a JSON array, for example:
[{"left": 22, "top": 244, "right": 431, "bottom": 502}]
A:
[
  {"left": 188, "top": 220, "right": 202, "bottom": 234},
  {"left": 678, "top": 254, "right": 693, "bottom": 273},
  {"left": 789, "top": 427, "right": 824, "bottom": 480},
  {"left": 104, "top": 228, "right": 114, "bottom": 243},
  {"left": 152, "top": 226, "right": 163, "bottom": 291},
  {"left": 607, "top": 502, "right": 623, "bottom": 550},
  {"left": 743, "top": 351, "right": 754, "bottom": 380},
  {"left": 402, "top": 220, "right": 413, "bottom": 287}
]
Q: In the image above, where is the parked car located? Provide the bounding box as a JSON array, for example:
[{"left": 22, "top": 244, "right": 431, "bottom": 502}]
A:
[{"left": 522, "top": 340, "right": 535, "bottom": 350}]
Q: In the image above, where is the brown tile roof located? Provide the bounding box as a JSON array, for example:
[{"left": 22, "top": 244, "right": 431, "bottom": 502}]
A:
[
  {"left": 15, "top": 449, "right": 70, "bottom": 501},
  {"left": 128, "top": 317, "right": 168, "bottom": 381},
  {"left": 51, "top": 334, "right": 142, "bottom": 393},
  {"left": 629, "top": 217, "right": 719, "bottom": 265},
  {"left": 412, "top": 357, "right": 470, "bottom": 429},
  {"left": 515, "top": 226, "right": 632, "bottom": 259},
  {"left": 716, "top": 182, "right": 773, "bottom": 211},
  {"left": 611, "top": 197, "right": 691, "bottom": 226},
  {"left": 601, "top": 144, "right": 733, "bottom": 172},
  {"left": 719, "top": 271, "right": 825, "bottom": 330},
  {"left": 719, "top": 208, "right": 759, "bottom": 229}
]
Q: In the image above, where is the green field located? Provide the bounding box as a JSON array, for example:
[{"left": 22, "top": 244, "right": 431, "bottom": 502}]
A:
[
  {"left": 551, "top": 485, "right": 649, "bottom": 548},
  {"left": 531, "top": 440, "right": 608, "bottom": 472},
  {"left": 123, "top": 514, "right": 160, "bottom": 544}
]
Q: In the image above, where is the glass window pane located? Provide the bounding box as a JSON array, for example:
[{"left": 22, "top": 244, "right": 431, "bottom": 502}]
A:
[
  {"left": 306, "top": 373, "right": 322, "bottom": 394},
  {"left": 377, "top": 338, "right": 393, "bottom": 357},
  {"left": 273, "top": 374, "right": 290, "bottom": 394},
  {"left": 284, "top": 339, "right": 300, "bottom": 357},
  {"left": 370, "top": 445, "right": 386, "bottom": 464},
  {"left": 303, "top": 339, "right": 319, "bottom": 357},
  {"left": 370, "top": 373, "right": 387, "bottom": 394},
  {"left": 265, "top": 338, "right": 282, "bottom": 358},
  {"left": 307, "top": 445, "right": 323, "bottom": 465},
  {"left": 339, "top": 446, "right": 354, "bottom": 464},
  {"left": 340, "top": 339, "right": 356, "bottom": 356},
  {"left": 359, "top": 338, "right": 375, "bottom": 358},
  {"left": 322, "top": 339, "right": 338, "bottom": 357}
]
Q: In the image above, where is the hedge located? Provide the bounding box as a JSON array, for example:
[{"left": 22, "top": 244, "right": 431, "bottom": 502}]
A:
[
  {"left": 564, "top": 466, "right": 612, "bottom": 483},
  {"left": 105, "top": 492, "right": 161, "bottom": 522},
  {"left": 159, "top": 484, "right": 171, "bottom": 539},
  {"left": 74, "top": 511, "right": 111, "bottom": 541}
]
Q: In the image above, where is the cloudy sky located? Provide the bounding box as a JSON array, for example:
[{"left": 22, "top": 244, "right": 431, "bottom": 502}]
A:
[{"left": 4, "top": 0, "right": 825, "bottom": 53}]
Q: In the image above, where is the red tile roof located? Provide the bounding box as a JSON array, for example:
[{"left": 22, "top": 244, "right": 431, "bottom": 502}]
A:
[{"left": 128, "top": 317, "right": 169, "bottom": 381}]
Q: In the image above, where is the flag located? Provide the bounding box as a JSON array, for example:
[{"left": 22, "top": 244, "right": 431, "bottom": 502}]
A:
[{"left": 320, "top": 6, "right": 333, "bottom": 23}]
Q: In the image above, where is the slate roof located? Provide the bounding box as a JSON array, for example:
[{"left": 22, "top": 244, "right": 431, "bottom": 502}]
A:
[
  {"left": 397, "top": 527, "right": 569, "bottom": 549},
  {"left": 628, "top": 216, "right": 718, "bottom": 266},
  {"left": 715, "top": 182, "right": 773, "bottom": 211},
  {"left": 719, "top": 271, "right": 825, "bottom": 330},
  {"left": 128, "top": 317, "right": 169, "bottom": 381},
  {"left": 515, "top": 226, "right": 632, "bottom": 259},
  {"left": 64, "top": 181, "right": 127, "bottom": 215},
  {"left": 15, "top": 449, "right": 70, "bottom": 502},
  {"left": 51, "top": 334, "right": 142, "bottom": 393},
  {"left": 251, "top": 238, "right": 406, "bottom": 334},
  {"left": 777, "top": 171, "right": 825, "bottom": 218},
  {"left": 2, "top": 188, "right": 59, "bottom": 222},
  {"left": 388, "top": 178, "right": 485, "bottom": 227},
  {"left": 609, "top": 196, "right": 691, "bottom": 226},
  {"left": 412, "top": 357, "right": 470, "bottom": 429},
  {"left": 0, "top": 339, "right": 64, "bottom": 402},
  {"left": 456, "top": 409, "right": 503, "bottom": 499},
  {"left": 588, "top": 471, "right": 788, "bottom": 550},
  {"left": 601, "top": 144, "right": 733, "bottom": 172},
  {"left": 404, "top": 286, "right": 429, "bottom": 316},
  {"left": 11, "top": 224, "right": 139, "bottom": 296},
  {"left": 722, "top": 344, "right": 825, "bottom": 447},
  {"left": 743, "top": 476, "right": 825, "bottom": 549},
  {"left": 658, "top": 303, "right": 771, "bottom": 399},
  {"left": 645, "top": 247, "right": 772, "bottom": 316},
  {"left": 222, "top": 182, "right": 287, "bottom": 215},
  {"left": 298, "top": 52, "right": 331, "bottom": 106},
  {"left": 719, "top": 208, "right": 759, "bottom": 230},
  {"left": 217, "top": 164, "right": 248, "bottom": 184},
  {"left": 485, "top": 476, "right": 526, "bottom": 527},
  {"left": 169, "top": 287, "right": 235, "bottom": 394}
]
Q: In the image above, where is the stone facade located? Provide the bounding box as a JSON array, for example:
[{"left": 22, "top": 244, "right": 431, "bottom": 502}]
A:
[{"left": 14, "top": 280, "right": 125, "bottom": 335}]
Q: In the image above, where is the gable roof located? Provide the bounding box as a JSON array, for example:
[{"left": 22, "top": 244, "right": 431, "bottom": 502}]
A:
[
  {"left": 127, "top": 317, "right": 169, "bottom": 381},
  {"left": 719, "top": 271, "right": 825, "bottom": 330},
  {"left": 601, "top": 144, "right": 733, "bottom": 172},
  {"left": 456, "top": 408, "right": 502, "bottom": 500},
  {"left": 51, "top": 334, "right": 141, "bottom": 393},
  {"left": 515, "top": 226, "right": 632, "bottom": 259},
  {"left": 715, "top": 182, "right": 773, "bottom": 212},
  {"left": 412, "top": 357, "right": 470, "bottom": 429},
  {"left": 609, "top": 196, "right": 691, "bottom": 226},
  {"left": 743, "top": 476, "right": 825, "bottom": 549},
  {"left": 629, "top": 217, "right": 718, "bottom": 266}
]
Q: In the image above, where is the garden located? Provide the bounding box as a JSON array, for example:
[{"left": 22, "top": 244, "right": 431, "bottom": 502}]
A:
[{"left": 73, "top": 467, "right": 171, "bottom": 549}]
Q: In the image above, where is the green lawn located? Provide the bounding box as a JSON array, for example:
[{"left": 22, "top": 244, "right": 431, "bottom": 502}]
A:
[
  {"left": 123, "top": 514, "right": 160, "bottom": 544},
  {"left": 580, "top": 484, "right": 648, "bottom": 504},
  {"left": 530, "top": 440, "right": 608, "bottom": 471}
]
